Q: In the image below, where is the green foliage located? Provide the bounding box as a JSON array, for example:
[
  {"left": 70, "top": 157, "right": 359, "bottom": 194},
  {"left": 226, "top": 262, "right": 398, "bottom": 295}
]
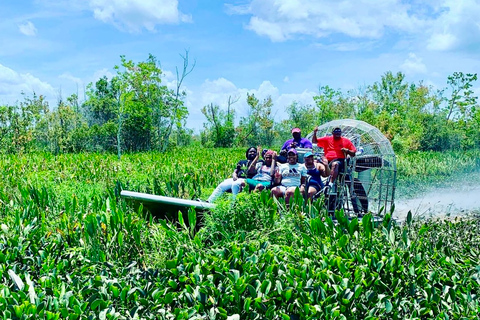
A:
[
  {"left": 237, "top": 94, "right": 276, "bottom": 147},
  {"left": 0, "top": 150, "right": 479, "bottom": 318},
  {"left": 314, "top": 85, "right": 357, "bottom": 124},
  {"left": 0, "top": 69, "right": 479, "bottom": 154},
  {"left": 276, "top": 102, "right": 317, "bottom": 143},
  {"left": 81, "top": 53, "right": 190, "bottom": 154},
  {"left": 201, "top": 103, "right": 236, "bottom": 147},
  {"left": 0, "top": 93, "right": 48, "bottom": 153}
]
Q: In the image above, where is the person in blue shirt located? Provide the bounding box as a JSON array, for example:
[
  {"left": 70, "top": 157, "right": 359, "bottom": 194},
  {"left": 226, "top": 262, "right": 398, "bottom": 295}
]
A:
[
  {"left": 303, "top": 151, "right": 330, "bottom": 200},
  {"left": 281, "top": 128, "right": 313, "bottom": 151}
]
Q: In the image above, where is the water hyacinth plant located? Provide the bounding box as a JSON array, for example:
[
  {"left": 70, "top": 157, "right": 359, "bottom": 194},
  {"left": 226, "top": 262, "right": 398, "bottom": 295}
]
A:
[{"left": 0, "top": 149, "right": 479, "bottom": 319}]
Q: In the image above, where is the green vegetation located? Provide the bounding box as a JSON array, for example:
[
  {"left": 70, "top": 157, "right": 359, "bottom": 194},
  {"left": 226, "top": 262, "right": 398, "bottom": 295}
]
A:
[
  {"left": 396, "top": 149, "right": 480, "bottom": 197},
  {"left": 1, "top": 55, "right": 479, "bottom": 155},
  {"left": 0, "top": 149, "right": 479, "bottom": 319}
]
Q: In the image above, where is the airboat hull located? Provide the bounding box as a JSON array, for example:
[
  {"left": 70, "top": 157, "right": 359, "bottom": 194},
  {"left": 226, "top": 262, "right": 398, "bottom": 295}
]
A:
[{"left": 120, "top": 190, "right": 215, "bottom": 220}]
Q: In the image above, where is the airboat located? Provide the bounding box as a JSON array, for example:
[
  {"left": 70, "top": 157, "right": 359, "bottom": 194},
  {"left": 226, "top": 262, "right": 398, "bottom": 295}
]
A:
[
  {"left": 305, "top": 119, "right": 397, "bottom": 218},
  {"left": 121, "top": 119, "right": 397, "bottom": 221}
]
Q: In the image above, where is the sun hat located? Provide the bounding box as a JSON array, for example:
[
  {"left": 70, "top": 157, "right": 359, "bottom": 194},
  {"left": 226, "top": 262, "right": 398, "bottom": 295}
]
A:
[{"left": 264, "top": 150, "right": 275, "bottom": 157}]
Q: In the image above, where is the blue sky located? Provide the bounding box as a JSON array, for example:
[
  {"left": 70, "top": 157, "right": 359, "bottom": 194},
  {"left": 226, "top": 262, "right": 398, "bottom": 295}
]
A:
[{"left": 1, "top": 0, "right": 480, "bottom": 130}]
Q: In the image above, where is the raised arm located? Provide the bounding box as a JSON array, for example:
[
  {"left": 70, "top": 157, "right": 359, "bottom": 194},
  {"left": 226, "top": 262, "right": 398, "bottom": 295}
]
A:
[
  {"left": 312, "top": 126, "right": 318, "bottom": 144},
  {"left": 269, "top": 151, "right": 277, "bottom": 176},
  {"left": 274, "top": 166, "right": 282, "bottom": 185},
  {"left": 247, "top": 146, "right": 262, "bottom": 174}
]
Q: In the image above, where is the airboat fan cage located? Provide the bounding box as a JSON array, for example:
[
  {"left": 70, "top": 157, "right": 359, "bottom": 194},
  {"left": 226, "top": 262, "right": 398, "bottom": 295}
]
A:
[{"left": 307, "top": 119, "right": 397, "bottom": 216}]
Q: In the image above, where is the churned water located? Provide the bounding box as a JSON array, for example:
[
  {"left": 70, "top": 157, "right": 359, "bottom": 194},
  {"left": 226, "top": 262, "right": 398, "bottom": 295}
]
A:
[{"left": 394, "top": 184, "right": 480, "bottom": 221}]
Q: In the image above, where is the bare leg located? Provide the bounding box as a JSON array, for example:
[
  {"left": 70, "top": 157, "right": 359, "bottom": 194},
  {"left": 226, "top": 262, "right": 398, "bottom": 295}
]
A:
[
  {"left": 330, "top": 161, "right": 339, "bottom": 184},
  {"left": 254, "top": 184, "right": 265, "bottom": 192},
  {"left": 271, "top": 187, "right": 283, "bottom": 199},
  {"left": 307, "top": 186, "right": 318, "bottom": 200},
  {"left": 285, "top": 187, "right": 297, "bottom": 205}
]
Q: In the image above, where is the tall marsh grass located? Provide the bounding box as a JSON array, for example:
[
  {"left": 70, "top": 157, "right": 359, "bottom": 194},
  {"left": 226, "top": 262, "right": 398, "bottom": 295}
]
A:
[{"left": 0, "top": 149, "right": 479, "bottom": 318}]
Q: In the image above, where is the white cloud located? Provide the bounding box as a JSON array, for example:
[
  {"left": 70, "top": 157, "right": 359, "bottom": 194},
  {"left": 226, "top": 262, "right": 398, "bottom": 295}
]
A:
[
  {"left": 59, "top": 72, "right": 83, "bottom": 87},
  {"left": 18, "top": 21, "right": 37, "bottom": 36},
  {"left": 427, "top": 32, "right": 458, "bottom": 51},
  {"left": 400, "top": 53, "right": 427, "bottom": 75},
  {"left": 229, "top": 0, "right": 428, "bottom": 42},
  {"left": 314, "top": 40, "right": 377, "bottom": 52},
  {"left": 228, "top": 0, "right": 480, "bottom": 54},
  {"left": 247, "top": 17, "right": 287, "bottom": 42},
  {"left": 0, "top": 64, "right": 56, "bottom": 103},
  {"left": 91, "top": 68, "right": 115, "bottom": 82},
  {"left": 88, "top": 0, "right": 192, "bottom": 32},
  {"left": 425, "top": 0, "right": 480, "bottom": 52}
]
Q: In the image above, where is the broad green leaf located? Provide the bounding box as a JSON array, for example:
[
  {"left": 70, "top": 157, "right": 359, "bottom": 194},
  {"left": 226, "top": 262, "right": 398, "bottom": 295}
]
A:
[
  {"left": 406, "top": 210, "right": 412, "bottom": 225},
  {"left": 244, "top": 297, "right": 252, "bottom": 312},
  {"left": 117, "top": 231, "right": 124, "bottom": 247},
  {"left": 276, "top": 280, "right": 283, "bottom": 294},
  {"left": 260, "top": 280, "right": 271, "bottom": 295},
  {"left": 419, "top": 225, "right": 428, "bottom": 236},
  {"left": 188, "top": 207, "right": 197, "bottom": 234},
  {"left": 168, "top": 280, "right": 178, "bottom": 289},
  {"left": 388, "top": 228, "right": 395, "bottom": 244},
  {"left": 284, "top": 289, "right": 293, "bottom": 301},
  {"left": 362, "top": 213, "right": 373, "bottom": 239},
  {"left": 338, "top": 234, "right": 348, "bottom": 248},
  {"left": 178, "top": 211, "right": 186, "bottom": 230},
  {"left": 348, "top": 218, "right": 359, "bottom": 236},
  {"left": 385, "top": 299, "right": 393, "bottom": 313}
]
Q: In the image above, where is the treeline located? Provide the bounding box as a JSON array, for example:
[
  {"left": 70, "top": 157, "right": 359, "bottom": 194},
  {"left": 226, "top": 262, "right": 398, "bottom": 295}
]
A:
[
  {"left": 0, "top": 54, "right": 195, "bottom": 155},
  {"left": 202, "top": 72, "right": 479, "bottom": 153},
  {"left": 1, "top": 53, "right": 478, "bottom": 155}
]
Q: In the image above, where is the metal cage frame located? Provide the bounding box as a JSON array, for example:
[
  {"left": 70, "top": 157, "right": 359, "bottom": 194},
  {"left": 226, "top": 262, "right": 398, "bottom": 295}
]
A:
[{"left": 307, "top": 119, "right": 397, "bottom": 216}]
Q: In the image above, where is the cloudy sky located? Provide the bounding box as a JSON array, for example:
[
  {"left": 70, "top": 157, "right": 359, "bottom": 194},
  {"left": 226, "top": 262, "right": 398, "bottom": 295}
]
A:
[{"left": 1, "top": 0, "right": 479, "bottom": 130}]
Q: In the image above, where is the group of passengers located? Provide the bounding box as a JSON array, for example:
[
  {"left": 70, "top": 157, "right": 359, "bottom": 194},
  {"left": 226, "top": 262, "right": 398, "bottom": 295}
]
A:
[{"left": 207, "top": 126, "right": 357, "bottom": 205}]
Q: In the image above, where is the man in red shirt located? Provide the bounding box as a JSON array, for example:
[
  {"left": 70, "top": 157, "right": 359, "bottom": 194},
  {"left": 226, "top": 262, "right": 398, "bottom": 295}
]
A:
[{"left": 312, "top": 127, "right": 356, "bottom": 190}]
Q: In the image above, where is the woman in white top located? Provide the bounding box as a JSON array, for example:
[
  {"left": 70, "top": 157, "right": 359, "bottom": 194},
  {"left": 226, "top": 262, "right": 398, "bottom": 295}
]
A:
[
  {"left": 244, "top": 149, "right": 277, "bottom": 192},
  {"left": 270, "top": 148, "right": 308, "bottom": 205}
]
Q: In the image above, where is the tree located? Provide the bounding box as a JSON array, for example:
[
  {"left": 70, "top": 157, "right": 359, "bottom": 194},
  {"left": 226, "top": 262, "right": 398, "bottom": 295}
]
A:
[
  {"left": 83, "top": 76, "right": 121, "bottom": 152},
  {"left": 158, "top": 50, "right": 195, "bottom": 152},
  {"left": 36, "top": 99, "right": 88, "bottom": 154},
  {"left": 445, "top": 72, "right": 478, "bottom": 122},
  {"left": 201, "top": 96, "right": 237, "bottom": 147},
  {"left": 83, "top": 52, "right": 193, "bottom": 158},
  {"left": 114, "top": 52, "right": 193, "bottom": 155},
  {"left": 277, "top": 101, "right": 317, "bottom": 144},
  {"left": 237, "top": 94, "right": 276, "bottom": 146},
  {"left": 0, "top": 93, "right": 48, "bottom": 153},
  {"left": 313, "top": 85, "right": 355, "bottom": 124}
]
